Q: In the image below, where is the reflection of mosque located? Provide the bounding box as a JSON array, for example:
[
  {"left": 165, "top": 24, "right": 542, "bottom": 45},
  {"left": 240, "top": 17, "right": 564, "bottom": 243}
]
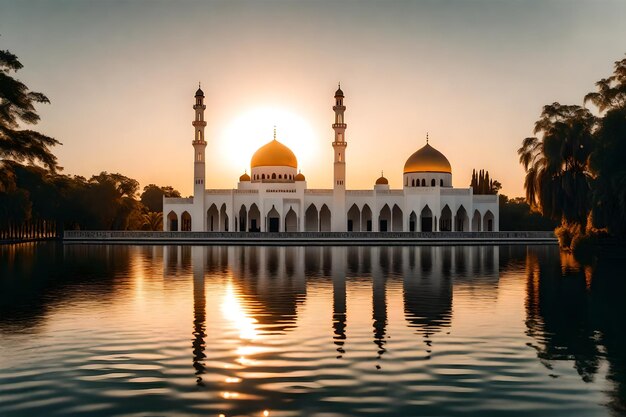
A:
[{"left": 164, "top": 244, "right": 500, "bottom": 382}]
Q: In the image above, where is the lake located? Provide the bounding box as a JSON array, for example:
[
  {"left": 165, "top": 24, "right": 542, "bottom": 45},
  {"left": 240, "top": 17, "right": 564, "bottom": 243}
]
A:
[{"left": 1, "top": 243, "right": 625, "bottom": 417}]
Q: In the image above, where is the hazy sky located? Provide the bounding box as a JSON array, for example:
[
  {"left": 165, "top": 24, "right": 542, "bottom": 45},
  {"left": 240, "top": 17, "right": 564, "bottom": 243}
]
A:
[{"left": 2, "top": 0, "right": 625, "bottom": 197}]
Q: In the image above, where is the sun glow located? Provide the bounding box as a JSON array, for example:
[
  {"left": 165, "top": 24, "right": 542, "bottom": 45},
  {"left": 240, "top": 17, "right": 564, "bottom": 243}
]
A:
[
  {"left": 219, "top": 107, "right": 319, "bottom": 172},
  {"left": 221, "top": 281, "right": 258, "bottom": 340}
]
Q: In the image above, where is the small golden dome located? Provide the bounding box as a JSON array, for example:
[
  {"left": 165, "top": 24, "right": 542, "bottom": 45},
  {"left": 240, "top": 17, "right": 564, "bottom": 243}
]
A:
[
  {"left": 375, "top": 175, "right": 388, "bottom": 185},
  {"left": 295, "top": 172, "right": 306, "bottom": 181},
  {"left": 404, "top": 143, "right": 451, "bottom": 174},
  {"left": 239, "top": 172, "right": 250, "bottom": 182},
  {"left": 250, "top": 139, "right": 298, "bottom": 169}
]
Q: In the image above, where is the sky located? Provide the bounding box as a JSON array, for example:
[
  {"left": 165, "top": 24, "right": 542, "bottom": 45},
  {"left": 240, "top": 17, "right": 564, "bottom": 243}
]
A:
[{"left": 1, "top": 0, "right": 625, "bottom": 197}]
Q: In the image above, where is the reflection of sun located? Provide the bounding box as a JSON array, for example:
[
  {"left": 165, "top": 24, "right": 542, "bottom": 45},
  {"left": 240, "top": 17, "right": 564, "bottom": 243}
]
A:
[
  {"left": 219, "top": 107, "right": 318, "bottom": 171},
  {"left": 221, "top": 281, "right": 258, "bottom": 340}
]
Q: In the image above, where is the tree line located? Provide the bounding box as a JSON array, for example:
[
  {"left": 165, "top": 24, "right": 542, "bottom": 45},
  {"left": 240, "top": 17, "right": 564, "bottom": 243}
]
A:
[
  {"left": 0, "top": 161, "right": 180, "bottom": 232},
  {"left": 0, "top": 46, "right": 180, "bottom": 235},
  {"left": 519, "top": 54, "right": 626, "bottom": 253}
]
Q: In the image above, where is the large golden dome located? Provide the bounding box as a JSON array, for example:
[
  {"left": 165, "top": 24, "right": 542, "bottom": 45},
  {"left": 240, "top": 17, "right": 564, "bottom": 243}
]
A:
[
  {"left": 250, "top": 139, "right": 298, "bottom": 168},
  {"left": 404, "top": 143, "right": 451, "bottom": 174}
]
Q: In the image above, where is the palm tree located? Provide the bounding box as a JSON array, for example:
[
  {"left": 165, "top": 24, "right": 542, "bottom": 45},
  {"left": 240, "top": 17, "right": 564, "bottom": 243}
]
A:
[
  {"left": 584, "top": 55, "right": 626, "bottom": 112},
  {"left": 518, "top": 103, "right": 596, "bottom": 228},
  {"left": 142, "top": 211, "right": 163, "bottom": 231},
  {"left": 0, "top": 48, "right": 60, "bottom": 171}
]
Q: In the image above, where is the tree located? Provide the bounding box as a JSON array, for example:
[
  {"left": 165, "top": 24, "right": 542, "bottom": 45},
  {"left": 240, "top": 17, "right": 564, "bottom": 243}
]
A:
[
  {"left": 518, "top": 103, "right": 596, "bottom": 228},
  {"left": 498, "top": 194, "right": 558, "bottom": 231},
  {"left": 141, "top": 211, "right": 163, "bottom": 231},
  {"left": 584, "top": 55, "right": 626, "bottom": 112},
  {"left": 0, "top": 47, "right": 60, "bottom": 171},
  {"left": 140, "top": 184, "right": 181, "bottom": 212},
  {"left": 469, "top": 168, "right": 500, "bottom": 195},
  {"left": 589, "top": 108, "right": 626, "bottom": 235},
  {"left": 584, "top": 55, "right": 626, "bottom": 236}
]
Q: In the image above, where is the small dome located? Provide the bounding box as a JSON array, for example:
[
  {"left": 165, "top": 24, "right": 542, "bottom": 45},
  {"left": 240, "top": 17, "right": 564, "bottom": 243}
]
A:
[
  {"left": 251, "top": 139, "right": 298, "bottom": 169},
  {"left": 335, "top": 87, "right": 344, "bottom": 97},
  {"left": 404, "top": 143, "right": 451, "bottom": 174},
  {"left": 195, "top": 87, "right": 204, "bottom": 97},
  {"left": 295, "top": 172, "right": 306, "bottom": 181},
  {"left": 239, "top": 172, "right": 250, "bottom": 182},
  {"left": 375, "top": 175, "right": 388, "bottom": 185}
]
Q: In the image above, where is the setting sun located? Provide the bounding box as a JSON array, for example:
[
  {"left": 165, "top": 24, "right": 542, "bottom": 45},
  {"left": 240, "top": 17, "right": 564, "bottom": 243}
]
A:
[{"left": 218, "top": 107, "right": 320, "bottom": 174}]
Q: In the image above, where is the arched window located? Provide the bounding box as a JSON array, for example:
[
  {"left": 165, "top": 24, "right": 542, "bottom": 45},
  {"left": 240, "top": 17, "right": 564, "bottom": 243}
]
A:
[
  {"left": 262, "top": 174, "right": 265, "bottom": 180},
  {"left": 279, "top": 174, "right": 282, "bottom": 179},
  {"left": 431, "top": 179, "right": 436, "bottom": 186},
  {"left": 421, "top": 179, "right": 426, "bottom": 186},
  {"left": 440, "top": 179, "right": 444, "bottom": 187},
  {"left": 411, "top": 179, "right": 415, "bottom": 186},
  {"left": 272, "top": 173, "right": 277, "bottom": 179}
]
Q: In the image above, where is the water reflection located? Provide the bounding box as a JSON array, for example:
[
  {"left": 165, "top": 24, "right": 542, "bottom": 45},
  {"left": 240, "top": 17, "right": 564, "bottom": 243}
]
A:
[
  {"left": 192, "top": 246, "right": 207, "bottom": 385},
  {"left": 524, "top": 246, "right": 626, "bottom": 415},
  {"left": 331, "top": 247, "right": 347, "bottom": 358},
  {"left": 0, "top": 243, "right": 135, "bottom": 331},
  {"left": 178, "top": 246, "right": 501, "bottom": 377},
  {"left": 1, "top": 243, "right": 626, "bottom": 417}
]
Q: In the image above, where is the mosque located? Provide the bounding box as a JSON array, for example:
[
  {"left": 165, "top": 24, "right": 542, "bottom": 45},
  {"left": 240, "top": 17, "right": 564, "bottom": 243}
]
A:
[{"left": 163, "top": 85, "right": 499, "bottom": 233}]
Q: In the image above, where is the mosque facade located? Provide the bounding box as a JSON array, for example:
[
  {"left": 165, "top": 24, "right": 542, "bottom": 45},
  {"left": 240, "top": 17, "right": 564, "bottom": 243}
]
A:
[{"left": 163, "top": 86, "right": 499, "bottom": 233}]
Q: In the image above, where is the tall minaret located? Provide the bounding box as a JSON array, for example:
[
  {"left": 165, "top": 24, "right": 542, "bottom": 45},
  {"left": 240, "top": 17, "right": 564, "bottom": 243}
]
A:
[
  {"left": 192, "top": 84, "right": 207, "bottom": 231},
  {"left": 332, "top": 84, "right": 347, "bottom": 232}
]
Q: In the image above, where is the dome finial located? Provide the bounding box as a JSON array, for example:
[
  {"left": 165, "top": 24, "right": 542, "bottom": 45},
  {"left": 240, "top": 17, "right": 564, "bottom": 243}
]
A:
[
  {"left": 273, "top": 125, "right": 277, "bottom": 140},
  {"left": 426, "top": 132, "right": 429, "bottom": 144},
  {"left": 198, "top": 81, "right": 201, "bottom": 89}
]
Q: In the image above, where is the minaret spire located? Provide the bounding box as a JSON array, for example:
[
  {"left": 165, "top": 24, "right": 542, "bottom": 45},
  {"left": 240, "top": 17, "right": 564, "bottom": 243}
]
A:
[
  {"left": 426, "top": 132, "right": 429, "bottom": 144},
  {"left": 332, "top": 84, "right": 347, "bottom": 231},
  {"left": 192, "top": 84, "right": 207, "bottom": 231}
]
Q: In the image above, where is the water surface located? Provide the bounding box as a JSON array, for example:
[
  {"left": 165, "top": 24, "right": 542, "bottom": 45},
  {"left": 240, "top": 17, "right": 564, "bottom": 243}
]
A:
[{"left": 1, "top": 244, "right": 625, "bottom": 417}]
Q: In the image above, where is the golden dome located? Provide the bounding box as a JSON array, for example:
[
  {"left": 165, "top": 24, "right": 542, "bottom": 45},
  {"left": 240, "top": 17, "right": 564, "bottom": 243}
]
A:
[
  {"left": 239, "top": 172, "right": 250, "bottom": 182},
  {"left": 404, "top": 143, "right": 451, "bottom": 174},
  {"left": 375, "top": 175, "right": 388, "bottom": 185},
  {"left": 251, "top": 139, "right": 298, "bottom": 169},
  {"left": 295, "top": 172, "right": 306, "bottom": 181}
]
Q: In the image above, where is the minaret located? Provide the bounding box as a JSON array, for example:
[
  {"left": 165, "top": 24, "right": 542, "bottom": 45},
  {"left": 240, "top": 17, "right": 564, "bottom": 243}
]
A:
[
  {"left": 332, "top": 84, "right": 347, "bottom": 232},
  {"left": 192, "top": 84, "right": 207, "bottom": 231}
]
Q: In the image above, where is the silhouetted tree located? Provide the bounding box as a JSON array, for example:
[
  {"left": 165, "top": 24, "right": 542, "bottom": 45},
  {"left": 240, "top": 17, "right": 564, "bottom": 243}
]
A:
[
  {"left": 469, "top": 169, "right": 500, "bottom": 195},
  {"left": 499, "top": 194, "right": 558, "bottom": 231},
  {"left": 0, "top": 47, "right": 60, "bottom": 171},
  {"left": 518, "top": 103, "right": 595, "bottom": 228},
  {"left": 584, "top": 56, "right": 626, "bottom": 112},
  {"left": 585, "top": 56, "right": 626, "bottom": 236},
  {"left": 141, "top": 211, "right": 163, "bottom": 231},
  {"left": 140, "top": 184, "right": 181, "bottom": 212}
]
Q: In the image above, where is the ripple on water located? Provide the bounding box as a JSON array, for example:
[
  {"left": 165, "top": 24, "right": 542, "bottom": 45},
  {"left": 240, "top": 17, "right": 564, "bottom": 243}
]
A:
[{"left": 0, "top": 244, "right": 621, "bottom": 417}]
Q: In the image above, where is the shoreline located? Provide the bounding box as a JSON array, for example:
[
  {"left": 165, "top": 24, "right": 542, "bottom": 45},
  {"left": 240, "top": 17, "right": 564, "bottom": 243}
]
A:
[{"left": 61, "top": 231, "right": 557, "bottom": 246}]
